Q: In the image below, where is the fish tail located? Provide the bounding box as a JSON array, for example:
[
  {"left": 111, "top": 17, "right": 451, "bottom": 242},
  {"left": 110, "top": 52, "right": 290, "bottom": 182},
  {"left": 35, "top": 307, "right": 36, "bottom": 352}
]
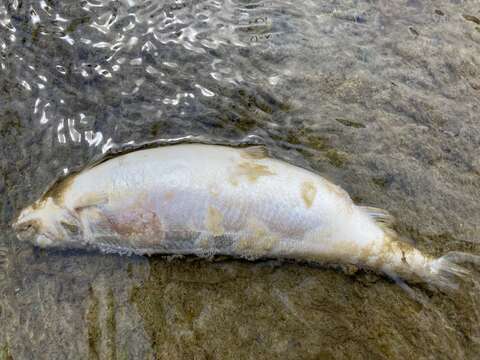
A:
[
  {"left": 427, "top": 251, "right": 480, "bottom": 291},
  {"left": 369, "top": 217, "right": 478, "bottom": 291}
]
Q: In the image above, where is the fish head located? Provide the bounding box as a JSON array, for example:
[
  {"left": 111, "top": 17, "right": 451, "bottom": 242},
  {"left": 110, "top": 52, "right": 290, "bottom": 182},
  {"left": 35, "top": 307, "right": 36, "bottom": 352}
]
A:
[{"left": 13, "top": 197, "right": 84, "bottom": 249}]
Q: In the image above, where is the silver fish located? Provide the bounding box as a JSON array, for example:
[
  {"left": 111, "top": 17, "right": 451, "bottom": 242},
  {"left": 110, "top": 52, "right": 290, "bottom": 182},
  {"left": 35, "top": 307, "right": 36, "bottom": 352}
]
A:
[{"left": 12, "top": 143, "right": 477, "bottom": 289}]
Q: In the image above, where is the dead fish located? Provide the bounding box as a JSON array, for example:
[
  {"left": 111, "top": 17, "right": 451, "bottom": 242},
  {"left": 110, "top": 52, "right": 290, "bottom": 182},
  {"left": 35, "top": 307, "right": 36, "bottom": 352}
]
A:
[{"left": 12, "top": 143, "right": 478, "bottom": 289}]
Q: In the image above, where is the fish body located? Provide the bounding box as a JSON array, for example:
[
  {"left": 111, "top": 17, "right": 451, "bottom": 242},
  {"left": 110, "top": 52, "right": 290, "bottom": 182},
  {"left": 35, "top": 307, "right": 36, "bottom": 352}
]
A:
[{"left": 13, "top": 144, "right": 472, "bottom": 288}]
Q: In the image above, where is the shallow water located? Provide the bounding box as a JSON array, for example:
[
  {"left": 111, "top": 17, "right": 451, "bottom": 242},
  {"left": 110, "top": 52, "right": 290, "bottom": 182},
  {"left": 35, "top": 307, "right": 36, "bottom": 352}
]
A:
[{"left": 1, "top": 0, "right": 480, "bottom": 358}]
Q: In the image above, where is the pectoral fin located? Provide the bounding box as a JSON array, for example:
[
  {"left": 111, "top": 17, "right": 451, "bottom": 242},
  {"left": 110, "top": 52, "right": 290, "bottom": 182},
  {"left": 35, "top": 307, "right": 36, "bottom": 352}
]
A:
[{"left": 74, "top": 192, "right": 109, "bottom": 211}]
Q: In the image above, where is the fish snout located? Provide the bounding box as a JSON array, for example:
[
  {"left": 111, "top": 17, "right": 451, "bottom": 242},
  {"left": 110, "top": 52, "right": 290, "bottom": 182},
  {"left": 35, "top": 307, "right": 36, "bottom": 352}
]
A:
[
  {"left": 12, "top": 206, "right": 41, "bottom": 241},
  {"left": 13, "top": 219, "right": 40, "bottom": 241}
]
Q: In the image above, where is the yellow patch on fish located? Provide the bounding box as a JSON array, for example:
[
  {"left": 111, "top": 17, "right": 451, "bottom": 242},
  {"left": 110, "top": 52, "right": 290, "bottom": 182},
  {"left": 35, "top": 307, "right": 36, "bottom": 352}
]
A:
[
  {"left": 114, "top": 210, "right": 165, "bottom": 245},
  {"left": 301, "top": 181, "right": 317, "bottom": 208},
  {"left": 236, "top": 219, "right": 279, "bottom": 256},
  {"left": 205, "top": 206, "right": 224, "bottom": 236},
  {"left": 164, "top": 191, "right": 175, "bottom": 202},
  {"left": 229, "top": 161, "right": 275, "bottom": 185}
]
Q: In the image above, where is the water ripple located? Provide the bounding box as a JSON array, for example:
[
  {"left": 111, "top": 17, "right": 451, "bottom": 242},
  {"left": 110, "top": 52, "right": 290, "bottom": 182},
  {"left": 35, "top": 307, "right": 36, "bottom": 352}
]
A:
[{"left": 0, "top": 0, "right": 299, "bottom": 151}]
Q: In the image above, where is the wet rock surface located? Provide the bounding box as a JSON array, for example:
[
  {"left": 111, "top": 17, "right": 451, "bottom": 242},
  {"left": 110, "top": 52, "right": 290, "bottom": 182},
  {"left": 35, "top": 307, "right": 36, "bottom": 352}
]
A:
[{"left": 1, "top": 0, "right": 479, "bottom": 359}]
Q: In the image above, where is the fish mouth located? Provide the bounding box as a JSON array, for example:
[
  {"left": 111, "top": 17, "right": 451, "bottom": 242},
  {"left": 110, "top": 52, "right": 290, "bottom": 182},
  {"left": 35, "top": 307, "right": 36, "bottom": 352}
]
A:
[
  {"left": 12, "top": 219, "right": 39, "bottom": 242},
  {"left": 12, "top": 205, "right": 39, "bottom": 240}
]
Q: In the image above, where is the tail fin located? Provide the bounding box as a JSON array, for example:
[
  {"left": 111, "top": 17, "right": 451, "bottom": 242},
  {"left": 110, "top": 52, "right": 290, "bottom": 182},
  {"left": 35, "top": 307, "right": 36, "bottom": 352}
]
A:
[{"left": 428, "top": 251, "right": 480, "bottom": 291}]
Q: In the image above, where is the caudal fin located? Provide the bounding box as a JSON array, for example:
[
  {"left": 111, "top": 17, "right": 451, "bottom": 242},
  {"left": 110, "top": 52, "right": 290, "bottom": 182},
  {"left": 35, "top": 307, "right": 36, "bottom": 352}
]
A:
[{"left": 428, "top": 251, "right": 480, "bottom": 291}]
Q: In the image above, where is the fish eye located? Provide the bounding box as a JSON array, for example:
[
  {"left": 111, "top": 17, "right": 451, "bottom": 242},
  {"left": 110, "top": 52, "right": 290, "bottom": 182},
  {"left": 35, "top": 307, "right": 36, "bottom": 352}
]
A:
[{"left": 60, "top": 221, "right": 80, "bottom": 235}]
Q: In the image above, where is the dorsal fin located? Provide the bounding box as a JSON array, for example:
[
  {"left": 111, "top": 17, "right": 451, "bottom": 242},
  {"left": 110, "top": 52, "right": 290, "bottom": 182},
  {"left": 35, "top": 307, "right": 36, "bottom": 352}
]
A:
[
  {"left": 241, "top": 145, "right": 269, "bottom": 159},
  {"left": 360, "top": 206, "right": 395, "bottom": 227},
  {"left": 362, "top": 206, "right": 417, "bottom": 246},
  {"left": 361, "top": 206, "right": 409, "bottom": 245}
]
